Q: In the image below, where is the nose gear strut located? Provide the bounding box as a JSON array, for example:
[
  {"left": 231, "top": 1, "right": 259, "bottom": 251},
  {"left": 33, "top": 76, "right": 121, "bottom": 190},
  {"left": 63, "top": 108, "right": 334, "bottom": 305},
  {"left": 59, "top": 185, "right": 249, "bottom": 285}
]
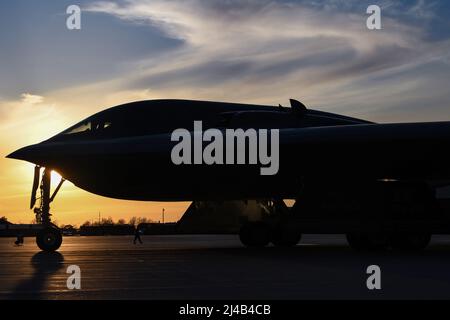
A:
[{"left": 31, "top": 166, "right": 65, "bottom": 251}]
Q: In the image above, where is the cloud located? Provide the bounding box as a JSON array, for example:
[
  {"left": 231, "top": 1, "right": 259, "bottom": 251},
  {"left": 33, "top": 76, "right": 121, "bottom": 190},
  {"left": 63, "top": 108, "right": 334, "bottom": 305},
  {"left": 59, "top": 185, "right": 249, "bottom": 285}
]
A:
[
  {"left": 86, "top": 0, "right": 420, "bottom": 53},
  {"left": 83, "top": 0, "right": 450, "bottom": 122},
  {"left": 0, "top": 93, "right": 44, "bottom": 123},
  {"left": 0, "top": 93, "right": 62, "bottom": 138},
  {"left": 0, "top": 94, "right": 42, "bottom": 125},
  {"left": 20, "top": 93, "right": 44, "bottom": 105}
]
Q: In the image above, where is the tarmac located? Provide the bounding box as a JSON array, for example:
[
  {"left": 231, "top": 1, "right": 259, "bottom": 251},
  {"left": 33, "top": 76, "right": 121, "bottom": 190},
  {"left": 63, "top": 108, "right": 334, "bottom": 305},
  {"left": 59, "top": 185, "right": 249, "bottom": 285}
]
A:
[{"left": 1, "top": 234, "right": 450, "bottom": 299}]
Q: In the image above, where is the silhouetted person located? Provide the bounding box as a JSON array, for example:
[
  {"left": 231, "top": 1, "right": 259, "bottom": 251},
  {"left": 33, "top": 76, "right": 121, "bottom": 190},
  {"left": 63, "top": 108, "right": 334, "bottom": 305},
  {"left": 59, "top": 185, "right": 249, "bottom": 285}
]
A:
[
  {"left": 134, "top": 228, "right": 143, "bottom": 244},
  {"left": 15, "top": 233, "right": 24, "bottom": 246}
]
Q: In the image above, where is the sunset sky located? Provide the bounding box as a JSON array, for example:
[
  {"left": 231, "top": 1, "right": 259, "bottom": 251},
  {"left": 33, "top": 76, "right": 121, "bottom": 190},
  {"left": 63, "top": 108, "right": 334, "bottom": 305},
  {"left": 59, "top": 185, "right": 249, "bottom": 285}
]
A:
[{"left": 1, "top": 0, "right": 449, "bottom": 225}]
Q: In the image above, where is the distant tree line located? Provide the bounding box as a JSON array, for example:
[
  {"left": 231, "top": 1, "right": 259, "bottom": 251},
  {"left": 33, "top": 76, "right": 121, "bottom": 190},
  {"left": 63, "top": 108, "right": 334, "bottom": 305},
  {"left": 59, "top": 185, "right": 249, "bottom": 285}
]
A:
[
  {"left": 81, "top": 216, "right": 153, "bottom": 227},
  {"left": 0, "top": 215, "right": 155, "bottom": 229}
]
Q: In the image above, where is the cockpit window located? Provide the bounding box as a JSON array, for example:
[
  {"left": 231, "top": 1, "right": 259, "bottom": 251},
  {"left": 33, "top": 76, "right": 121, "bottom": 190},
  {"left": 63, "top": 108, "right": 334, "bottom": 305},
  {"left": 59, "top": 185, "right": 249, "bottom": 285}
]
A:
[
  {"left": 62, "top": 120, "right": 112, "bottom": 136},
  {"left": 93, "top": 121, "right": 112, "bottom": 131},
  {"left": 63, "top": 121, "right": 92, "bottom": 135}
]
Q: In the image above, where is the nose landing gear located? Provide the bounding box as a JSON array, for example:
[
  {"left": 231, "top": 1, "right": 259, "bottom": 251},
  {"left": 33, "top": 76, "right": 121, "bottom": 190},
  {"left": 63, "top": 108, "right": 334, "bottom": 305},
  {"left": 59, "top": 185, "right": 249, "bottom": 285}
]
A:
[
  {"left": 32, "top": 166, "right": 65, "bottom": 252},
  {"left": 36, "top": 227, "right": 63, "bottom": 251}
]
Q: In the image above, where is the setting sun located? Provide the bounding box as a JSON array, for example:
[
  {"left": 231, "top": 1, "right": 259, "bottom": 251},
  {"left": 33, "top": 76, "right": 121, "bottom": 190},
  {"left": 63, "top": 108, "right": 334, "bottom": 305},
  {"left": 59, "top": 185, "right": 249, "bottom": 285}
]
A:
[{"left": 51, "top": 170, "right": 62, "bottom": 185}]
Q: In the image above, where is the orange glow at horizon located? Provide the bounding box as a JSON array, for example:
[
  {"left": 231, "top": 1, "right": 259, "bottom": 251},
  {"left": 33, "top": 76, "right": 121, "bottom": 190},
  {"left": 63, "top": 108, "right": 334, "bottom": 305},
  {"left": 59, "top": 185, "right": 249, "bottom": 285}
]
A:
[{"left": 0, "top": 157, "right": 190, "bottom": 226}]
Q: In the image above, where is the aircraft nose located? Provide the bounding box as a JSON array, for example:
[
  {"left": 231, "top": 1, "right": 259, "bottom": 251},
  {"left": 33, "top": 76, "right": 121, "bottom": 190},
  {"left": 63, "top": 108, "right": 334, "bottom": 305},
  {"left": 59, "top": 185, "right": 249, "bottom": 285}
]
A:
[{"left": 6, "top": 144, "right": 42, "bottom": 163}]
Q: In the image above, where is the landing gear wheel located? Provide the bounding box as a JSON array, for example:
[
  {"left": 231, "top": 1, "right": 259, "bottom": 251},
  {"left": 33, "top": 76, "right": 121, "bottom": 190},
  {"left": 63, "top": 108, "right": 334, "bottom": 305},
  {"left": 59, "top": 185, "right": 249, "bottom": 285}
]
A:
[
  {"left": 390, "top": 233, "right": 431, "bottom": 251},
  {"left": 36, "top": 227, "right": 62, "bottom": 252},
  {"left": 239, "top": 222, "right": 270, "bottom": 247},
  {"left": 271, "top": 225, "right": 302, "bottom": 247},
  {"left": 346, "top": 233, "right": 389, "bottom": 251}
]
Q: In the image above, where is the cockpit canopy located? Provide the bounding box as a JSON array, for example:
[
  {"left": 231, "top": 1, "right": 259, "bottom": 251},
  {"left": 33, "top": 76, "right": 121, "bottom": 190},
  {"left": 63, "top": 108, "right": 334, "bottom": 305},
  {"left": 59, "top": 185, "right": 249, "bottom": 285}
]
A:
[{"left": 49, "top": 100, "right": 371, "bottom": 142}]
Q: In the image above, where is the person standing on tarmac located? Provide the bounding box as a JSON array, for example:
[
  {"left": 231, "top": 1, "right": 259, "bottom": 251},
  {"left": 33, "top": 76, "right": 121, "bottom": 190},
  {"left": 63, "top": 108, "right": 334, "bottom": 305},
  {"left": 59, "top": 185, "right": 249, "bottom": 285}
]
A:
[
  {"left": 133, "top": 227, "right": 143, "bottom": 245},
  {"left": 15, "top": 232, "right": 24, "bottom": 246}
]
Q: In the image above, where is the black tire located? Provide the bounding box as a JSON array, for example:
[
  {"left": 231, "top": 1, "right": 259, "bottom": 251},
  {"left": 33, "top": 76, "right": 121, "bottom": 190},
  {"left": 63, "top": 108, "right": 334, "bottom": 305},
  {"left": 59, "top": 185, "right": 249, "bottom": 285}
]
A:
[
  {"left": 271, "top": 225, "right": 302, "bottom": 247},
  {"left": 390, "top": 233, "right": 431, "bottom": 251},
  {"left": 239, "top": 222, "right": 270, "bottom": 247},
  {"left": 346, "top": 232, "right": 389, "bottom": 251},
  {"left": 36, "top": 227, "right": 63, "bottom": 252}
]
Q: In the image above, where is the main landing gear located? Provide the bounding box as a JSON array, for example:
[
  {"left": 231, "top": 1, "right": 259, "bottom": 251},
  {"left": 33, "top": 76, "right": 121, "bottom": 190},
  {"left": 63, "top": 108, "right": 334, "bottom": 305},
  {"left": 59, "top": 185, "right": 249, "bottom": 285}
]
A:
[
  {"left": 239, "top": 200, "right": 302, "bottom": 248},
  {"left": 31, "top": 166, "right": 65, "bottom": 252},
  {"left": 239, "top": 222, "right": 272, "bottom": 247},
  {"left": 239, "top": 221, "right": 302, "bottom": 248}
]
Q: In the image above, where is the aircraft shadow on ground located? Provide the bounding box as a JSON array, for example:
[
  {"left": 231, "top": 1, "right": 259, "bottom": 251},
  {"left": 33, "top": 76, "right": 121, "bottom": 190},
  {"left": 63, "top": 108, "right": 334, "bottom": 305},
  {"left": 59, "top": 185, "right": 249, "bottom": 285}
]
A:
[{"left": 9, "top": 252, "right": 64, "bottom": 300}]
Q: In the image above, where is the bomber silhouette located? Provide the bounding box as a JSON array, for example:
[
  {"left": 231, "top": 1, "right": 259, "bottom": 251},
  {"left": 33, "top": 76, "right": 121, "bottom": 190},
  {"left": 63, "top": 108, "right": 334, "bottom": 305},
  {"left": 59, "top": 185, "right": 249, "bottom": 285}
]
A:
[{"left": 8, "top": 99, "right": 450, "bottom": 251}]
